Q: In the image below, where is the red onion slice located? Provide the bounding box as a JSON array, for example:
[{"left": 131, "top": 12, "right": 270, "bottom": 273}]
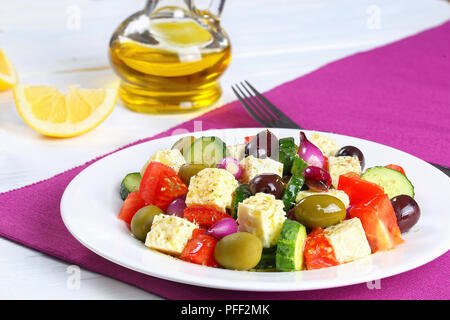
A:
[
  {"left": 204, "top": 217, "right": 238, "bottom": 239},
  {"left": 166, "top": 195, "right": 186, "bottom": 217},
  {"left": 298, "top": 132, "right": 325, "bottom": 168},
  {"left": 302, "top": 165, "right": 332, "bottom": 191},
  {"left": 216, "top": 157, "right": 242, "bottom": 179}
]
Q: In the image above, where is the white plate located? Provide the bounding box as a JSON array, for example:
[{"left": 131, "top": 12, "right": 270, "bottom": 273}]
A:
[{"left": 60, "top": 128, "right": 450, "bottom": 291}]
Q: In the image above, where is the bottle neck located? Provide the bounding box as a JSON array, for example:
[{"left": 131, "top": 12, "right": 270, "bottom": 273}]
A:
[
  {"left": 144, "top": 0, "right": 225, "bottom": 18},
  {"left": 144, "top": 0, "right": 192, "bottom": 15}
]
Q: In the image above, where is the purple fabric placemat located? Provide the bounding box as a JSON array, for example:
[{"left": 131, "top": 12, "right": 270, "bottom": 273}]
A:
[{"left": 1, "top": 21, "right": 449, "bottom": 300}]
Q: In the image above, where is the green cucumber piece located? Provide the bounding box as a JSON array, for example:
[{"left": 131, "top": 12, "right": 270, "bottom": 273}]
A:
[
  {"left": 361, "top": 166, "right": 415, "bottom": 199},
  {"left": 253, "top": 247, "right": 277, "bottom": 271},
  {"left": 171, "top": 136, "right": 195, "bottom": 156},
  {"left": 279, "top": 137, "right": 297, "bottom": 175},
  {"left": 276, "top": 220, "right": 307, "bottom": 271},
  {"left": 291, "top": 156, "right": 309, "bottom": 177},
  {"left": 281, "top": 175, "right": 305, "bottom": 212},
  {"left": 232, "top": 184, "right": 252, "bottom": 219},
  {"left": 120, "top": 172, "right": 142, "bottom": 200},
  {"left": 184, "top": 136, "right": 228, "bottom": 166}
]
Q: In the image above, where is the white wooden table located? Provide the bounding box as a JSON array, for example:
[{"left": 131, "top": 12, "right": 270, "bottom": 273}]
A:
[{"left": 0, "top": 0, "right": 449, "bottom": 300}]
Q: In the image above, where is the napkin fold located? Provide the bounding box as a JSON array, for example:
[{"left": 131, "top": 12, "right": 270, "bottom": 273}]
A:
[{"left": 1, "top": 21, "right": 449, "bottom": 300}]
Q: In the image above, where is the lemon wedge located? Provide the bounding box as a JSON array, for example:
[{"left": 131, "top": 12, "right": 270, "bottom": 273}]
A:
[
  {"left": 13, "top": 85, "right": 118, "bottom": 137},
  {"left": 151, "top": 20, "right": 212, "bottom": 46},
  {"left": 0, "top": 48, "right": 18, "bottom": 91}
]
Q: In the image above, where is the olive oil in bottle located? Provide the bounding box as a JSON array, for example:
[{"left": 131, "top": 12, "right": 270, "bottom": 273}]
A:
[{"left": 108, "top": 1, "right": 231, "bottom": 113}]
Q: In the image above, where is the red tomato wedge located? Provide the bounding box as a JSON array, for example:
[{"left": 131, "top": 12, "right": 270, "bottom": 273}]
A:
[
  {"left": 304, "top": 228, "right": 339, "bottom": 270},
  {"left": 244, "top": 135, "right": 255, "bottom": 144},
  {"left": 118, "top": 191, "right": 146, "bottom": 226},
  {"left": 184, "top": 206, "right": 231, "bottom": 229},
  {"left": 139, "top": 161, "right": 188, "bottom": 211},
  {"left": 385, "top": 164, "right": 406, "bottom": 176},
  {"left": 349, "top": 194, "right": 403, "bottom": 253},
  {"left": 337, "top": 172, "right": 385, "bottom": 206},
  {"left": 180, "top": 229, "right": 219, "bottom": 267},
  {"left": 323, "top": 156, "right": 329, "bottom": 171}
]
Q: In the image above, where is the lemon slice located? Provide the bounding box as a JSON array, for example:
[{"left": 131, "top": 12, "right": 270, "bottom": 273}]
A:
[
  {"left": 13, "top": 85, "right": 118, "bottom": 137},
  {"left": 151, "top": 20, "right": 212, "bottom": 46},
  {"left": 0, "top": 48, "right": 18, "bottom": 91}
]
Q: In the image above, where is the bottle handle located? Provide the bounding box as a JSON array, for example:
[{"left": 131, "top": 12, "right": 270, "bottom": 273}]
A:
[
  {"left": 207, "top": 0, "right": 226, "bottom": 18},
  {"left": 144, "top": 0, "right": 159, "bottom": 15},
  {"left": 194, "top": 0, "right": 226, "bottom": 19},
  {"left": 144, "top": 1, "right": 226, "bottom": 19}
]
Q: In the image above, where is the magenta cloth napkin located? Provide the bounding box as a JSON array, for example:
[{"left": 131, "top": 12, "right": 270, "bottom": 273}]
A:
[{"left": 1, "top": 21, "right": 450, "bottom": 300}]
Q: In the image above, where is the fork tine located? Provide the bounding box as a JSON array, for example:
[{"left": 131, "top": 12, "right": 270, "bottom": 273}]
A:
[
  {"left": 231, "top": 85, "right": 270, "bottom": 127},
  {"left": 239, "top": 81, "right": 278, "bottom": 122},
  {"left": 244, "top": 80, "right": 302, "bottom": 129},
  {"left": 233, "top": 81, "right": 302, "bottom": 130},
  {"left": 243, "top": 80, "right": 284, "bottom": 117},
  {"left": 234, "top": 83, "right": 274, "bottom": 124}
]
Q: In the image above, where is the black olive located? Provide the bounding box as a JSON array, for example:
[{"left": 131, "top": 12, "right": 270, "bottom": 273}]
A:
[
  {"left": 249, "top": 174, "right": 284, "bottom": 199},
  {"left": 391, "top": 195, "right": 420, "bottom": 233},
  {"left": 336, "top": 146, "right": 365, "bottom": 170}
]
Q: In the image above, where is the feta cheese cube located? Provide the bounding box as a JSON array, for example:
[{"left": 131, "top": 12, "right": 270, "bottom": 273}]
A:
[
  {"left": 145, "top": 214, "right": 198, "bottom": 256},
  {"left": 328, "top": 156, "right": 362, "bottom": 187},
  {"left": 237, "top": 193, "right": 286, "bottom": 248},
  {"left": 185, "top": 168, "right": 238, "bottom": 212},
  {"left": 239, "top": 156, "right": 283, "bottom": 184},
  {"left": 324, "top": 218, "right": 371, "bottom": 264},
  {"left": 141, "top": 149, "right": 186, "bottom": 175},
  {"left": 296, "top": 189, "right": 350, "bottom": 208},
  {"left": 227, "top": 144, "right": 246, "bottom": 161},
  {"left": 309, "top": 132, "right": 340, "bottom": 157}
]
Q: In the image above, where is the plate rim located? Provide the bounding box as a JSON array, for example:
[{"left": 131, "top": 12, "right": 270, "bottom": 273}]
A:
[{"left": 60, "top": 127, "right": 450, "bottom": 292}]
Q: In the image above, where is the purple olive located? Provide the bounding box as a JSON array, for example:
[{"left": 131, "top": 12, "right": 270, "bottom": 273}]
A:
[
  {"left": 249, "top": 173, "right": 284, "bottom": 199},
  {"left": 302, "top": 166, "right": 332, "bottom": 191},
  {"left": 391, "top": 195, "right": 420, "bottom": 233},
  {"left": 336, "top": 146, "right": 365, "bottom": 170}
]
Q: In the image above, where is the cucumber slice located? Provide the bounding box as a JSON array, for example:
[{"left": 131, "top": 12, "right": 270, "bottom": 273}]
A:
[
  {"left": 253, "top": 247, "right": 277, "bottom": 271},
  {"left": 232, "top": 184, "right": 252, "bottom": 219},
  {"left": 361, "top": 166, "right": 414, "bottom": 199},
  {"left": 184, "top": 136, "right": 228, "bottom": 166},
  {"left": 276, "top": 220, "right": 307, "bottom": 271},
  {"left": 281, "top": 175, "right": 305, "bottom": 212},
  {"left": 120, "top": 172, "right": 142, "bottom": 200},
  {"left": 279, "top": 137, "right": 297, "bottom": 175},
  {"left": 171, "top": 136, "right": 195, "bottom": 156}
]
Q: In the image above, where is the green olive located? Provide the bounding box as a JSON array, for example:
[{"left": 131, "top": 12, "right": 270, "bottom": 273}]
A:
[
  {"left": 130, "top": 205, "right": 164, "bottom": 241},
  {"left": 294, "top": 194, "right": 346, "bottom": 229},
  {"left": 214, "top": 232, "right": 262, "bottom": 270},
  {"left": 178, "top": 163, "right": 210, "bottom": 187}
]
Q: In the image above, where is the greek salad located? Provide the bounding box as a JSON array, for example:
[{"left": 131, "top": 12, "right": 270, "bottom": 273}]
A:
[{"left": 117, "top": 130, "right": 420, "bottom": 271}]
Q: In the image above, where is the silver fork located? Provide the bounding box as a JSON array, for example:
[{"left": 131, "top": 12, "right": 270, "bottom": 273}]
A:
[
  {"left": 231, "top": 80, "right": 301, "bottom": 129},
  {"left": 232, "top": 80, "right": 450, "bottom": 177}
]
